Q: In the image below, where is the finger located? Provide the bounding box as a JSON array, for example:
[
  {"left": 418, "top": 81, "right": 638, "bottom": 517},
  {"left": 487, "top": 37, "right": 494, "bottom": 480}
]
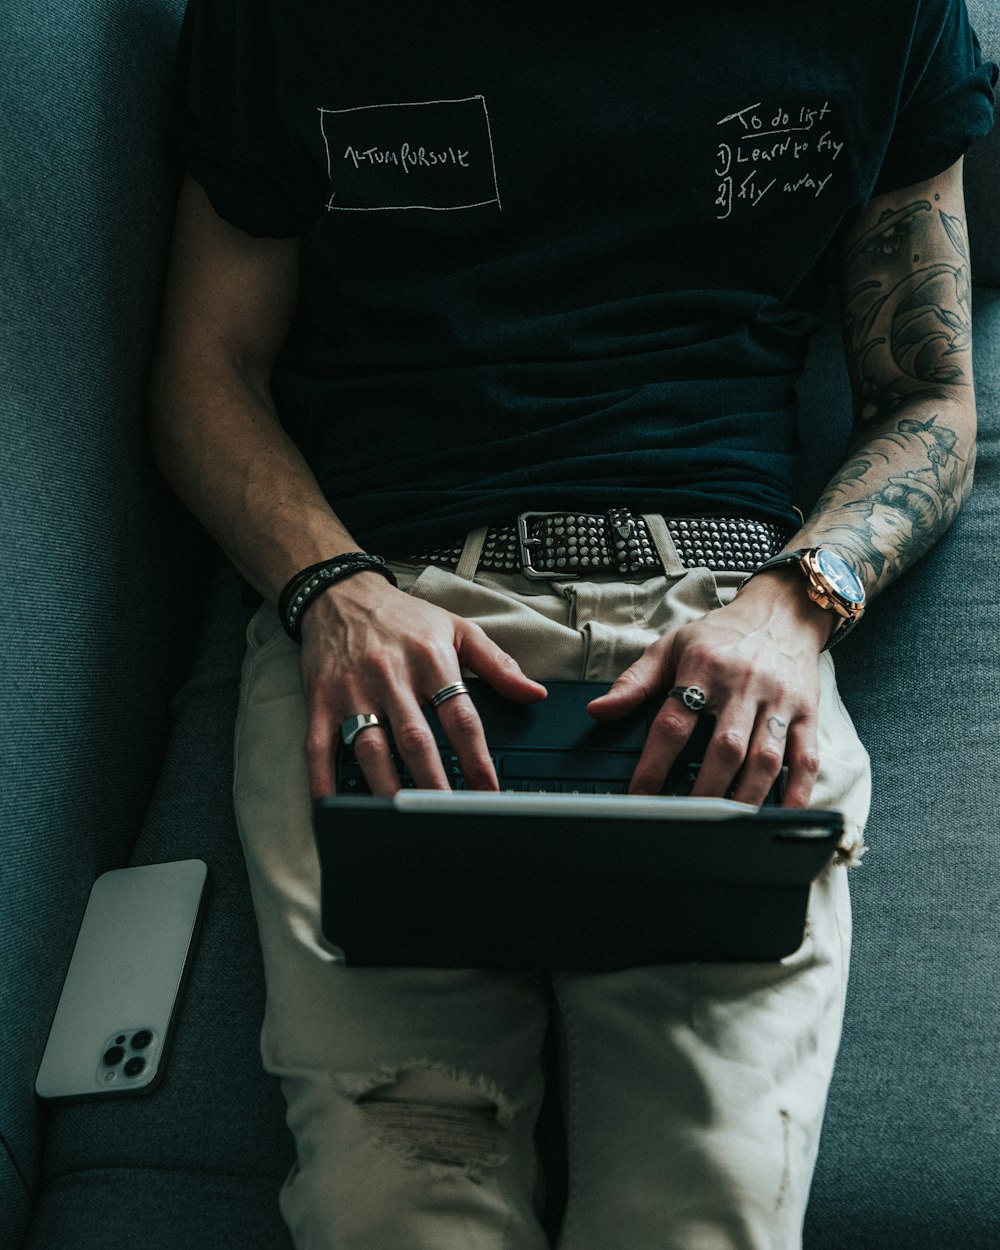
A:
[
  {"left": 381, "top": 690, "right": 452, "bottom": 791},
  {"left": 309, "top": 697, "right": 401, "bottom": 799},
  {"left": 305, "top": 700, "right": 340, "bottom": 800},
  {"left": 455, "top": 621, "right": 547, "bottom": 704},
  {"left": 588, "top": 643, "right": 673, "bottom": 721},
  {"left": 628, "top": 689, "right": 698, "bottom": 795},
  {"left": 433, "top": 691, "right": 499, "bottom": 791},
  {"left": 779, "top": 719, "right": 821, "bottom": 809},
  {"left": 688, "top": 710, "right": 754, "bottom": 800},
  {"left": 345, "top": 718, "right": 402, "bottom": 796},
  {"left": 324, "top": 666, "right": 404, "bottom": 796},
  {"left": 730, "top": 711, "right": 790, "bottom": 806}
]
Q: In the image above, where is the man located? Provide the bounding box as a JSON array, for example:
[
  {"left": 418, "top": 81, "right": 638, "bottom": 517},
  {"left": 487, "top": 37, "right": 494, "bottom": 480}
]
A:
[{"left": 149, "top": 2, "right": 996, "bottom": 1245}]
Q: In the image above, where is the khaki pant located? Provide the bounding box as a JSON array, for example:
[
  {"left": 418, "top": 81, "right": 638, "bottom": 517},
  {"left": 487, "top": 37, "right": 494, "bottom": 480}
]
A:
[{"left": 233, "top": 526, "right": 871, "bottom": 1250}]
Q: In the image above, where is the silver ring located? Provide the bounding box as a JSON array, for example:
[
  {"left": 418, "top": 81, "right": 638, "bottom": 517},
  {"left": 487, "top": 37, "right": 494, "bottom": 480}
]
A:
[
  {"left": 340, "top": 713, "right": 383, "bottom": 748},
  {"left": 431, "top": 681, "right": 471, "bottom": 709},
  {"left": 666, "top": 684, "right": 709, "bottom": 712}
]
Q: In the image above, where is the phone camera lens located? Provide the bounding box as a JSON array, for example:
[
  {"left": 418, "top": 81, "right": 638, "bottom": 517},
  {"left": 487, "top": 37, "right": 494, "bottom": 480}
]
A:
[
  {"left": 131, "top": 1030, "right": 153, "bottom": 1050},
  {"left": 124, "top": 1057, "right": 146, "bottom": 1078},
  {"left": 103, "top": 1046, "right": 126, "bottom": 1067}
]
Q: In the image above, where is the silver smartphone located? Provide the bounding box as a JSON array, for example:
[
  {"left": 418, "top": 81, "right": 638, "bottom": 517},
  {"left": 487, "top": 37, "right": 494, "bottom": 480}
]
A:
[{"left": 35, "top": 859, "right": 208, "bottom": 1101}]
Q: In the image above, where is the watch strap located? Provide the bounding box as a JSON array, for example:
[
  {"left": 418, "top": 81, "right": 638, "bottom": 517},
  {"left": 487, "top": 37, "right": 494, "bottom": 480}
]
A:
[
  {"left": 736, "top": 549, "right": 808, "bottom": 592},
  {"left": 738, "top": 548, "right": 860, "bottom": 651}
]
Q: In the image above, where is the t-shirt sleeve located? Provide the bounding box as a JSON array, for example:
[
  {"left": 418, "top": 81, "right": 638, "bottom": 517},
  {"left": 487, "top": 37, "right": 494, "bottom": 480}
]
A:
[
  {"left": 875, "top": 0, "right": 998, "bottom": 195},
  {"left": 169, "top": 0, "right": 319, "bottom": 237}
]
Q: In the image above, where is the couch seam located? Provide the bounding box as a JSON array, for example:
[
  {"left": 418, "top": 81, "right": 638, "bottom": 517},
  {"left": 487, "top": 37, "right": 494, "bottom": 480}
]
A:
[
  {"left": 40, "top": 1160, "right": 284, "bottom": 1187},
  {"left": 0, "top": 1129, "right": 35, "bottom": 1205}
]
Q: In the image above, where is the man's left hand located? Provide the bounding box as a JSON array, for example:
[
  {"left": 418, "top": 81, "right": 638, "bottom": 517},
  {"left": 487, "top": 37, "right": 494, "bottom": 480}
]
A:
[{"left": 587, "top": 570, "right": 834, "bottom": 807}]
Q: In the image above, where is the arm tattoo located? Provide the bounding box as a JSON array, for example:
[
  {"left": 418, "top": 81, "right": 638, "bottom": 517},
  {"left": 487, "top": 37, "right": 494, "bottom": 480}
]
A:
[
  {"left": 841, "top": 195, "right": 972, "bottom": 421},
  {"left": 805, "top": 189, "right": 976, "bottom": 596},
  {"left": 811, "top": 412, "right": 969, "bottom": 591}
]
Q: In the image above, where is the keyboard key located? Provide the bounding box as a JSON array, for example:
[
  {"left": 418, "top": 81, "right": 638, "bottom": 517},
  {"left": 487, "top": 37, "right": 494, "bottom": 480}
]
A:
[{"left": 500, "top": 751, "right": 633, "bottom": 782}]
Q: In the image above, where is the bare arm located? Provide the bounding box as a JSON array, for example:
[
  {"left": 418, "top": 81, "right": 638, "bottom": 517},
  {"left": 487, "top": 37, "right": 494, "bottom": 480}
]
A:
[
  {"left": 148, "top": 177, "right": 543, "bottom": 796},
  {"left": 148, "top": 175, "right": 353, "bottom": 599}
]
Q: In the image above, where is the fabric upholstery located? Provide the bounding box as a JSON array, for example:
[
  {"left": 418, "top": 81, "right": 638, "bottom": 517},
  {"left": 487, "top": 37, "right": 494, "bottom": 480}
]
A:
[
  {"left": 803, "top": 288, "right": 1000, "bottom": 1248},
  {"left": 21, "top": 565, "right": 295, "bottom": 1250},
  {"left": 0, "top": 0, "right": 200, "bottom": 1237}
]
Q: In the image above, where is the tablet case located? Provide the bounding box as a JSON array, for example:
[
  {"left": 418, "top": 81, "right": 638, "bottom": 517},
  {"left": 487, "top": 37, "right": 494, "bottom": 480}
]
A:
[{"left": 314, "top": 792, "right": 841, "bottom": 970}]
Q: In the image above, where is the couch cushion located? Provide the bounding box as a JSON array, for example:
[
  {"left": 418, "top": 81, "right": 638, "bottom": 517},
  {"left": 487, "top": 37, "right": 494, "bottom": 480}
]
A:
[
  {"left": 1, "top": 0, "right": 202, "bottom": 1236},
  {"left": 29, "top": 562, "right": 295, "bottom": 1249},
  {"left": 23, "top": 1170, "right": 288, "bottom": 1250},
  {"left": 804, "top": 288, "right": 1000, "bottom": 1247}
]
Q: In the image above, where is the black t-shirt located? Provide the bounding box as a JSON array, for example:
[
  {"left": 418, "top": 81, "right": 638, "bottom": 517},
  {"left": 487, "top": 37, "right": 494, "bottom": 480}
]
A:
[{"left": 172, "top": 2, "right": 996, "bottom": 551}]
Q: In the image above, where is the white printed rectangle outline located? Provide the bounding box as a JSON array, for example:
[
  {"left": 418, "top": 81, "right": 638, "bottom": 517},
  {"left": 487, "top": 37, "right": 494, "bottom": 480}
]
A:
[{"left": 319, "top": 95, "right": 502, "bottom": 212}]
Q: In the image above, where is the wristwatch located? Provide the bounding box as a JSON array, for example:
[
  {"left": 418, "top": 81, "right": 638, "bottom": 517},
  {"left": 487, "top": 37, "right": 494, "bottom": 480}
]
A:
[{"left": 741, "top": 547, "right": 866, "bottom": 648}]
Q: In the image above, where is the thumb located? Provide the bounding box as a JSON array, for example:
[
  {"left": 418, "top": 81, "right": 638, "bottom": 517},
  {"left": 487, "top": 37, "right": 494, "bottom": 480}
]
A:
[
  {"left": 455, "top": 620, "right": 548, "bottom": 704},
  {"left": 587, "top": 640, "right": 674, "bottom": 720}
]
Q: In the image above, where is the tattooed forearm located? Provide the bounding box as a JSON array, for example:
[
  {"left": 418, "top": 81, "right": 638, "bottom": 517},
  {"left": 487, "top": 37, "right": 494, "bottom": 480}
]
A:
[
  {"left": 805, "top": 410, "right": 973, "bottom": 595},
  {"left": 841, "top": 193, "right": 973, "bottom": 422},
  {"left": 793, "top": 164, "right": 977, "bottom": 600}
]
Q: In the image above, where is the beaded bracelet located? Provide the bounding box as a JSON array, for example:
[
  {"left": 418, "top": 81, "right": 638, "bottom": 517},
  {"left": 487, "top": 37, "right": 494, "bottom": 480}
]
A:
[{"left": 278, "top": 552, "right": 398, "bottom": 643}]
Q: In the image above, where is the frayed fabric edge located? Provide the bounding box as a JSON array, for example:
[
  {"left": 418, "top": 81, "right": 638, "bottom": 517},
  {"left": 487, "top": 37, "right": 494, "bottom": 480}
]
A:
[
  {"left": 339, "top": 1060, "right": 516, "bottom": 1181},
  {"left": 339, "top": 1059, "right": 515, "bottom": 1127},
  {"left": 835, "top": 829, "right": 868, "bottom": 868}
]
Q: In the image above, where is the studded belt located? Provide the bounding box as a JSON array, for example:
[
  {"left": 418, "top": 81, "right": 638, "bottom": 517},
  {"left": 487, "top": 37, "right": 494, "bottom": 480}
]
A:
[{"left": 404, "top": 510, "right": 792, "bottom": 580}]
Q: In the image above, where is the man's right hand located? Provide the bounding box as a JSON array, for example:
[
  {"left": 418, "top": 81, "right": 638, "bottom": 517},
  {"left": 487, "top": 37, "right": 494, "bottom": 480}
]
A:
[
  {"left": 146, "top": 177, "right": 545, "bottom": 798},
  {"left": 299, "top": 571, "right": 547, "bottom": 798}
]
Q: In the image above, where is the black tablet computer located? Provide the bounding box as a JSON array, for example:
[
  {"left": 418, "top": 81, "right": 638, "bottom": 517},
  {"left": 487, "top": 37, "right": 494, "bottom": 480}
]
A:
[{"left": 314, "top": 790, "right": 841, "bottom": 971}]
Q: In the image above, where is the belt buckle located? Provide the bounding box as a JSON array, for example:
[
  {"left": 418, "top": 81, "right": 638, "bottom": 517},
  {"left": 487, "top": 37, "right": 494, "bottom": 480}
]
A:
[{"left": 516, "top": 511, "right": 577, "bottom": 580}]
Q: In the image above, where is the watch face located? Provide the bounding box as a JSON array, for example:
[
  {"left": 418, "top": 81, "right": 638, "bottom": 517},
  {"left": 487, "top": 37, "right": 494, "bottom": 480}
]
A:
[{"left": 815, "top": 549, "right": 865, "bottom": 604}]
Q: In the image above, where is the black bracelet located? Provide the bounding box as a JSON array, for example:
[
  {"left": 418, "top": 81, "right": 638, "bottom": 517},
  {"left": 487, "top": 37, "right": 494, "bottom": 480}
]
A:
[{"left": 278, "top": 552, "right": 398, "bottom": 643}]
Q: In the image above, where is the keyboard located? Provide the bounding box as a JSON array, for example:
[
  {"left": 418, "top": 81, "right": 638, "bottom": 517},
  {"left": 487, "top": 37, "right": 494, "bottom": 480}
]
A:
[
  {"left": 335, "top": 681, "right": 785, "bottom": 803},
  {"left": 337, "top": 742, "right": 707, "bottom": 796}
]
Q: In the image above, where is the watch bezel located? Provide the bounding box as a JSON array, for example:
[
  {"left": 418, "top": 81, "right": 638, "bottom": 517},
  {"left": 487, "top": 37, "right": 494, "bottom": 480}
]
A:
[{"left": 800, "top": 548, "right": 866, "bottom": 621}]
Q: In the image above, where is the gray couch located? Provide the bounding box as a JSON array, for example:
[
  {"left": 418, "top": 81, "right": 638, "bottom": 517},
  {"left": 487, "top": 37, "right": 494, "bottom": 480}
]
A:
[{"left": 2, "top": 3, "right": 997, "bottom": 1246}]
